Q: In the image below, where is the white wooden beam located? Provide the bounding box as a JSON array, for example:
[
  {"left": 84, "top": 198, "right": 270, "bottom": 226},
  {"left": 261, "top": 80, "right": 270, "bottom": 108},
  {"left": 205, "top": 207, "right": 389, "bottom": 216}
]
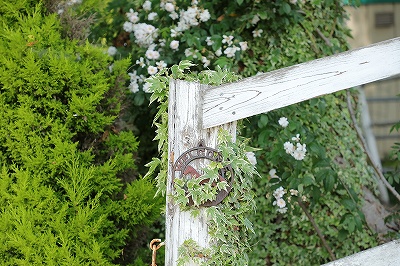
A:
[
  {"left": 166, "top": 80, "right": 236, "bottom": 265},
  {"left": 202, "top": 37, "right": 400, "bottom": 129},
  {"left": 322, "top": 239, "right": 400, "bottom": 266}
]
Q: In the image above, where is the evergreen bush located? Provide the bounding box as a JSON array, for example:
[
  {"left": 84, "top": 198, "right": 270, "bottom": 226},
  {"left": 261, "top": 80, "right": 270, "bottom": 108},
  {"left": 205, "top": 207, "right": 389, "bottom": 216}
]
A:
[{"left": 0, "top": 1, "right": 163, "bottom": 264}]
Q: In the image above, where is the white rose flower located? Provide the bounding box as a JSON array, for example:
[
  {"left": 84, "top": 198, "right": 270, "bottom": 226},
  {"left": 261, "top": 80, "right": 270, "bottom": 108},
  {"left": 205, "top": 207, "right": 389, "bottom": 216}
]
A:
[
  {"left": 156, "top": 60, "right": 167, "bottom": 70},
  {"left": 269, "top": 169, "right": 279, "bottom": 179},
  {"left": 283, "top": 141, "right": 294, "bottom": 154},
  {"left": 148, "top": 12, "right": 157, "bottom": 21},
  {"left": 206, "top": 37, "right": 214, "bottom": 46},
  {"left": 252, "top": 29, "right": 263, "bottom": 37},
  {"left": 184, "top": 48, "right": 193, "bottom": 57},
  {"left": 126, "top": 9, "right": 139, "bottom": 23},
  {"left": 251, "top": 15, "right": 260, "bottom": 25},
  {"left": 136, "top": 57, "right": 145, "bottom": 67},
  {"left": 222, "top": 35, "right": 234, "bottom": 45},
  {"left": 278, "top": 117, "right": 289, "bottom": 127},
  {"left": 123, "top": 21, "right": 134, "bottom": 32},
  {"left": 169, "top": 11, "right": 179, "bottom": 20},
  {"left": 239, "top": 41, "right": 248, "bottom": 51},
  {"left": 276, "top": 198, "right": 286, "bottom": 208},
  {"left": 224, "top": 46, "right": 239, "bottom": 58},
  {"left": 292, "top": 134, "right": 300, "bottom": 142},
  {"left": 164, "top": 2, "right": 175, "bottom": 12},
  {"left": 273, "top": 186, "right": 286, "bottom": 199},
  {"left": 129, "top": 81, "right": 139, "bottom": 93},
  {"left": 201, "top": 56, "right": 210, "bottom": 68},
  {"left": 290, "top": 189, "right": 299, "bottom": 196},
  {"left": 245, "top": 152, "right": 257, "bottom": 165},
  {"left": 170, "top": 40, "right": 179, "bottom": 50},
  {"left": 199, "top": 9, "right": 211, "bottom": 22},
  {"left": 147, "top": 65, "right": 158, "bottom": 75},
  {"left": 143, "top": 0, "right": 151, "bottom": 11}
]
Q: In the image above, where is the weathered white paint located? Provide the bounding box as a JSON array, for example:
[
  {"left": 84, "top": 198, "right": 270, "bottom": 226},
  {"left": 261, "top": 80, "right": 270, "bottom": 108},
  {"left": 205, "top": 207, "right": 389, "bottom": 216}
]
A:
[
  {"left": 166, "top": 80, "right": 236, "bottom": 265},
  {"left": 322, "top": 239, "right": 400, "bottom": 266},
  {"left": 203, "top": 37, "right": 400, "bottom": 128}
]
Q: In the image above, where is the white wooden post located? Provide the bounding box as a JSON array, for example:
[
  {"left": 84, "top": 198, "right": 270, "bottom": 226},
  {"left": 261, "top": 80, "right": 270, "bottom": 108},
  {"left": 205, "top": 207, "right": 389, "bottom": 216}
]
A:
[{"left": 165, "top": 80, "right": 236, "bottom": 265}]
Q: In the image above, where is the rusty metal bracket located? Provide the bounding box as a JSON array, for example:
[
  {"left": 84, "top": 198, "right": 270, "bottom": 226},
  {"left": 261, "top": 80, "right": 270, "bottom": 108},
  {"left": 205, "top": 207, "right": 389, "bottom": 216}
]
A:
[{"left": 171, "top": 142, "right": 234, "bottom": 207}]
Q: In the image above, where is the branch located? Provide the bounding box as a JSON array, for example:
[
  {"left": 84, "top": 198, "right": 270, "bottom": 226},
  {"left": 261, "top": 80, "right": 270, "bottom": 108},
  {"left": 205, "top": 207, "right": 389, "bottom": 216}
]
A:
[
  {"left": 315, "top": 28, "right": 333, "bottom": 47},
  {"left": 346, "top": 90, "right": 400, "bottom": 202},
  {"left": 297, "top": 198, "right": 336, "bottom": 261}
]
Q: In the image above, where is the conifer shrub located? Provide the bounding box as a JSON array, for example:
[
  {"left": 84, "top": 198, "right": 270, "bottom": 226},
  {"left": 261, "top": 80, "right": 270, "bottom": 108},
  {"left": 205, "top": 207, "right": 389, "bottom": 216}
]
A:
[{"left": 0, "top": 1, "right": 162, "bottom": 264}]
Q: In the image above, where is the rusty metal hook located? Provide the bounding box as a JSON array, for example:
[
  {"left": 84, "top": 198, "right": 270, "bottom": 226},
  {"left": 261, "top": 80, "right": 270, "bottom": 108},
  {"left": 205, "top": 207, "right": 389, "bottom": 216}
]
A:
[{"left": 150, "top": 239, "right": 165, "bottom": 266}]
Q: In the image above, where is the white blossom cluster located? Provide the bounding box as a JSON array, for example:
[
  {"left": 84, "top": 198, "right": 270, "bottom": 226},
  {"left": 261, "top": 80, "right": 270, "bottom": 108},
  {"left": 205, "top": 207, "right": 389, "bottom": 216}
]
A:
[
  {"left": 205, "top": 34, "right": 248, "bottom": 60},
  {"left": 128, "top": 71, "right": 146, "bottom": 93},
  {"left": 120, "top": 0, "right": 213, "bottom": 92},
  {"left": 278, "top": 117, "right": 307, "bottom": 160},
  {"left": 170, "top": 5, "right": 211, "bottom": 35},
  {"left": 271, "top": 183, "right": 299, "bottom": 214},
  {"left": 272, "top": 186, "right": 287, "bottom": 213},
  {"left": 118, "top": 2, "right": 264, "bottom": 93},
  {"left": 283, "top": 134, "right": 307, "bottom": 160}
]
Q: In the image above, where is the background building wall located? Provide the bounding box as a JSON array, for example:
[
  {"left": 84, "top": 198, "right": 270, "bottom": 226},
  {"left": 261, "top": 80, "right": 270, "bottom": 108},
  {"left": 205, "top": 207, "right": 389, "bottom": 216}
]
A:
[{"left": 345, "top": 3, "right": 400, "bottom": 160}]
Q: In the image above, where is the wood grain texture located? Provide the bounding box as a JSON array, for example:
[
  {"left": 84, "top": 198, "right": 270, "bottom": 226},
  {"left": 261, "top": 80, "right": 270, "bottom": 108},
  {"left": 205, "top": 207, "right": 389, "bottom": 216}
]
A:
[
  {"left": 203, "top": 37, "right": 400, "bottom": 128},
  {"left": 166, "top": 80, "right": 236, "bottom": 265},
  {"left": 322, "top": 240, "right": 400, "bottom": 266}
]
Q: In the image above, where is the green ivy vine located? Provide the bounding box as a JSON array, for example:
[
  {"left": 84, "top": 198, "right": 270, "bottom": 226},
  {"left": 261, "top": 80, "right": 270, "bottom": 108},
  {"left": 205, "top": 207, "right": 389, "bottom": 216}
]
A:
[{"left": 145, "top": 60, "right": 259, "bottom": 265}]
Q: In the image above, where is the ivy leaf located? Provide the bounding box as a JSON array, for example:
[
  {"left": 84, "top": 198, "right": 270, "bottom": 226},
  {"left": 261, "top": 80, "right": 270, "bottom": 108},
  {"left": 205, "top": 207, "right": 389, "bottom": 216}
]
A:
[
  {"left": 338, "top": 229, "right": 348, "bottom": 241},
  {"left": 280, "top": 3, "right": 291, "bottom": 14},
  {"left": 178, "top": 60, "right": 195, "bottom": 71},
  {"left": 341, "top": 198, "right": 356, "bottom": 211},
  {"left": 258, "top": 11, "right": 268, "bottom": 19},
  {"left": 217, "top": 181, "right": 228, "bottom": 191},
  {"left": 144, "top": 157, "right": 161, "bottom": 178},
  {"left": 220, "top": 244, "right": 230, "bottom": 254},
  {"left": 302, "top": 174, "right": 314, "bottom": 186},
  {"left": 170, "top": 65, "right": 181, "bottom": 78},
  {"left": 242, "top": 218, "right": 255, "bottom": 234},
  {"left": 133, "top": 93, "right": 145, "bottom": 106},
  {"left": 323, "top": 173, "right": 335, "bottom": 192}
]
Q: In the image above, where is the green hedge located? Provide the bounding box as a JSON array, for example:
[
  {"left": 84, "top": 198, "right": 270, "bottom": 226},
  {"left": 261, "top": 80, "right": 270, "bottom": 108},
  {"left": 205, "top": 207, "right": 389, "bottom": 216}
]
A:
[{"left": 0, "top": 1, "right": 162, "bottom": 265}]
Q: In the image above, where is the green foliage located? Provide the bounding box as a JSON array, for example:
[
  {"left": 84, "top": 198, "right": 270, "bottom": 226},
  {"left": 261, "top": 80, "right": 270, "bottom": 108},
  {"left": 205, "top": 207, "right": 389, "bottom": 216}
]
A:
[
  {"left": 385, "top": 117, "right": 400, "bottom": 211},
  {"left": 94, "top": 0, "right": 382, "bottom": 264},
  {"left": 175, "top": 132, "right": 258, "bottom": 266},
  {"left": 0, "top": 1, "right": 162, "bottom": 265},
  {"left": 245, "top": 93, "right": 378, "bottom": 265}
]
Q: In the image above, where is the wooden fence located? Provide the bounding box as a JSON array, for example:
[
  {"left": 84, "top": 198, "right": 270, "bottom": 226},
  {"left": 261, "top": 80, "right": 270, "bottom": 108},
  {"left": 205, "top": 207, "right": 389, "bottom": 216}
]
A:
[{"left": 165, "top": 37, "right": 400, "bottom": 265}]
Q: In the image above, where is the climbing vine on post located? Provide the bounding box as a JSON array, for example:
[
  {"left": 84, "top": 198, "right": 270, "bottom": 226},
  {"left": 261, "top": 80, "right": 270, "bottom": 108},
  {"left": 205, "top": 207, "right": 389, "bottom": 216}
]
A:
[{"left": 145, "top": 61, "right": 259, "bottom": 265}]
